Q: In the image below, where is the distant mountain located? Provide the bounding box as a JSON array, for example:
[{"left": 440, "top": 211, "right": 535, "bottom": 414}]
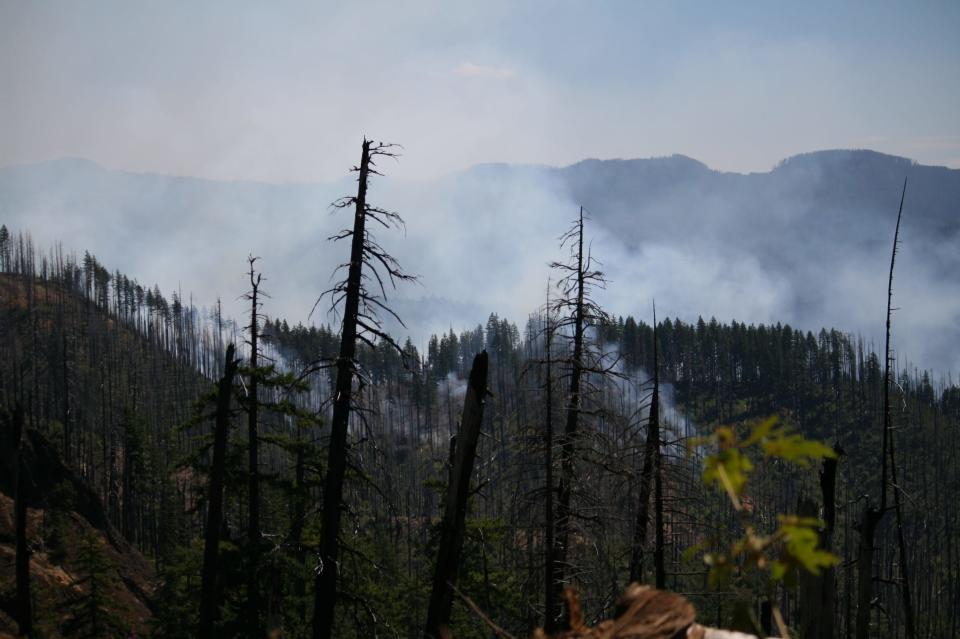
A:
[{"left": 2, "top": 150, "right": 958, "bottom": 372}]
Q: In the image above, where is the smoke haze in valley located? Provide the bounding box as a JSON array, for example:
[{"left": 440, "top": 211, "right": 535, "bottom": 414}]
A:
[{"left": 2, "top": 149, "right": 959, "bottom": 375}]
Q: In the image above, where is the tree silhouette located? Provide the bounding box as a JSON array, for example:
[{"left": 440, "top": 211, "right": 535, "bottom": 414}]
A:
[
  {"left": 547, "top": 206, "right": 618, "bottom": 631},
  {"left": 242, "top": 255, "right": 266, "bottom": 634},
  {"left": 630, "top": 302, "right": 665, "bottom": 588},
  {"left": 198, "top": 344, "right": 239, "bottom": 636},
  {"left": 313, "top": 138, "right": 416, "bottom": 639},
  {"left": 856, "top": 178, "right": 910, "bottom": 639}
]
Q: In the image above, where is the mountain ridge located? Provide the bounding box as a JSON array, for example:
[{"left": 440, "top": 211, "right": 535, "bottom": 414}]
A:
[
  {"left": 2, "top": 148, "right": 959, "bottom": 373},
  {"left": 5, "top": 148, "right": 957, "bottom": 185}
]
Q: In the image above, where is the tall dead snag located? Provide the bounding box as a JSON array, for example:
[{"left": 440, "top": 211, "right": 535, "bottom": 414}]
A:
[
  {"left": 12, "top": 403, "right": 33, "bottom": 637},
  {"left": 424, "top": 351, "right": 490, "bottom": 638},
  {"left": 243, "top": 255, "right": 264, "bottom": 633},
  {"left": 542, "top": 287, "right": 560, "bottom": 630},
  {"left": 798, "top": 454, "right": 840, "bottom": 638},
  {"left": 313, "top": 139, "right": 415, "bottom": 639},
  {"left": 889, "top": 414, "right": 916, "bottom": 639},
  {"left": 819, "top": 450, "right": 840, "bottom": 639},
  {"left": 856, "top": 178, "right": 907, "bottom": 639},
  {"left": 548, "top": 207, "right": 614, "bottom": 631},
  {"left": 199, "top": 343, "right": 239, "bottom": 637},
  {"left": 629, "top": 303, "right": 664, "bottom": 588}
]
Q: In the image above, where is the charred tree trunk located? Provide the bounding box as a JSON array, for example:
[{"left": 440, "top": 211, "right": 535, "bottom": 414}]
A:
[
  {"left": 246, "top": 257, "right": 263, "bottom": 633},
  {"left": 544, "top": 305, "right": 560, "bottom": 630},
  {"left": 652, "top": 313, "right": 665, "bottom": 590},
  {"left": 13, "top": 404, "right": 33, "bottom": 637},
  {"left": 553, "top": 208, "right": 586, "bottom": 631},
  {"left": 798, "top": 497, "right": 823, "bottom": 638},
  {"left": 800, "top": 452, "right": 840, "bottom": 639},
  {"left": 198, "top": 343, "right": 238, "bottom": 637},
  {"left": 424, "top": 351, "right": 489, "bottom": 639},
  {"left": 857, "top": 178, "right": 907, "bottom": 639},
  {"left": 313, "top": 140, "right": 372, "bottom": 639},
  {"left": 629, "top": 307, "right": 664, "bottom": 588},
  {"left": 290, "top": 436, "right": 308, "bottom": 625},
  {"left": 889, "top": 425, "right": 916, "bottom": 639},
  {"left": 855, "top": 505, "right": 881, "bottom": 639},
  {"left": 820, "top": 451, "right": 839, "bottom": 639}
]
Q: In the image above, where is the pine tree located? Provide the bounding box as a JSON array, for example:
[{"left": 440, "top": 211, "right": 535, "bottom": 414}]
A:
[{"left": 63, "top": 532, "right": 124, "bottom": 638}]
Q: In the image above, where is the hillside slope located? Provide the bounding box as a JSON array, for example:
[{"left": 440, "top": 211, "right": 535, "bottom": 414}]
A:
[{"left": 0, "top": 429, "right": 155, "bottom": 637}]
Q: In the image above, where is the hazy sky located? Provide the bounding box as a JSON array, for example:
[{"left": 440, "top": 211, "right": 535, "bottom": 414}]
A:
[{"left": 2, "top": 1, "right": 959, "bottom": 181}]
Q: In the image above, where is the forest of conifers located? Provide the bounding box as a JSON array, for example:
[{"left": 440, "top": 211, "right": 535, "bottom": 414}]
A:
[{"left": 1, "top": 143, "right": 958, "bottom": 639}]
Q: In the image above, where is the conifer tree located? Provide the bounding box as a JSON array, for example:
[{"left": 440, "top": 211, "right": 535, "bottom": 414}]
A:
[{"left": 64, "top": 532, "right": 123, "bottom": 638}]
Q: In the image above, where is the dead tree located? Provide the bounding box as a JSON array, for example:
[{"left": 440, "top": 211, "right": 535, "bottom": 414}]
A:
[
  {"left": 650, "top": 305, "right": 665, "bottom": 590},
  {"left": 543, "top": 287, "right": 560, "bottom": 629},
  {"left": 424, "top": 351, "right": 490, "bottom": 638},
  {"left": 856, "top": 178, "right": 907, "bottom": 639},
  {"left": 243, "top": 255, "right": 265, "bottom": 633},
  {"left": 889, "top": 384, "right": 916, "bottom": 639},
  {"left": 12, "top": 403, "right": 33, "bottom": 637},
  {"left": 198, "top": 343, "right": 239, "bottom": 636},
  {"left": 548, "top": 207, "right": 616, "bottom": 631},
  {"left": 629, "top": 304, "right": 665, "bottom": 588},
  {"left": 313, "top": 139, "right": 415, "bottom": 639},
  {"left": 819, "top": 449, "right": 840, "bottom": 639}
]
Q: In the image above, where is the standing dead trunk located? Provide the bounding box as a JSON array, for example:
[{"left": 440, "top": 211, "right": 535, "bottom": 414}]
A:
[
  {"left": 314, "top": 140, "right": 372, "bottom": 639},
  {"left": 889, "top": 426, "right": 916, "bottom": 638},
  {"left": 544, "top": 302, "right": 560, "bottom": 630},
  {"left": 290, "top": 435, "right": 308, "bottom": 625},
  {"left": 553, "top": 209, "right": 586, "bottom": 631},
  {"left": 13, "top": 403, "right": 33, "bottom": 637},
  {"left": 423, "top": 351, "right": 489, "bottom": 639},
  {"left": 651, "top": 313, "right": 665, "bottom": 590},
  {"left": 245, "top": 256, "right": 263, "bottom": 633},
  {"left": 855, "top": 505, "right": 881, "bottom": 639},
  {"left": 198, "top": 343, "right": 238, "bottom": 637},
  {"left": 857, "top": 177, "right": 907, "bottom": 639},
  {"left": 798, "top": 497, "right": 823, "bottom": 637},
  {"left": 311, "top": 138, "right": 412, "bottom": 638},
  {"left": 820, "top": 451, "right": 839, "bottom": 639},
  {"left": 630, "top": 307, "right": 664, "bottom": 588},
  {"left": 536, "top": 285, "right": 561, "bottom": 629}
]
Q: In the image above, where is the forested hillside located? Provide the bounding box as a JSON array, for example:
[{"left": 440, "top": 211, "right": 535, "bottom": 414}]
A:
[
  {"left": 5, "top": 0, "right": 959, "bottom": 635},
  {"left": 1, "top": 169, "right": 958, "bottom": 639}
]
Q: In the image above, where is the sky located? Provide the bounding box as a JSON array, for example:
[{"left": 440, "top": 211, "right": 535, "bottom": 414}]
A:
[{"left": 2, "top": 1, "right": 959, "bottom": 182}]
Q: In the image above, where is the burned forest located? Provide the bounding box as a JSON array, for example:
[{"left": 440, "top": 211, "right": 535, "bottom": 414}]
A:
[
  {"left": 1, "top": 136, "right": 958, "bottom": 639},
  {"left": 3, "top": 4, "right": 960, "bottom": 637}
]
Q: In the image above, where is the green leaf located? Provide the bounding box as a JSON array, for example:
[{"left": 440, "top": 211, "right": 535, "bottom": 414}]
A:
[
  {"left": 770, "top": 560, "right": 789, "bottom": 583},
  {"left": 703, "top": 448, "right": 753, "bottom": 496},
  {"left": 742, "top": 415, "right": 779, "bottom": 447},
  {"left": 762, "top": 431, "right": 837, "bottom": 465},
  {"left": 779, "top": 522, "right": 839, "bottom": 575}
]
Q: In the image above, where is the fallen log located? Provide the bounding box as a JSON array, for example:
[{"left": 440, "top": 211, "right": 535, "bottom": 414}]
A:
[{"left": 525, "top": 583, "right": 775, "bottom": 639}]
